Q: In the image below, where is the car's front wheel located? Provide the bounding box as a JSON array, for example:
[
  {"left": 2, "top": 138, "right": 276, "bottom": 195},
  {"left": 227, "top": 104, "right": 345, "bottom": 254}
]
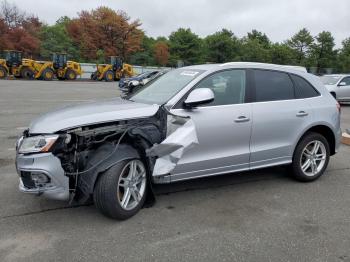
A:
[
  {"left": 291, "top": 132, "right": 330, "bottom": 182},
  {"left": 93, "top": 159, "right": 147, "bottom": 220}
]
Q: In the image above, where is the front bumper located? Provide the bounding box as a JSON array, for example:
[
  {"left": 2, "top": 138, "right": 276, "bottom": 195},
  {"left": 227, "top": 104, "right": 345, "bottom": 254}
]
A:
[{"left": 16, "top": 152, "right": 70, "bottom": 201}]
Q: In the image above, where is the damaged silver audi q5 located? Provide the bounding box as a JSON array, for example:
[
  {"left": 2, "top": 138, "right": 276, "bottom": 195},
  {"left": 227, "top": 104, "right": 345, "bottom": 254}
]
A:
[{"left": 16, "top": 63, "right": 341, "bottom": 219}]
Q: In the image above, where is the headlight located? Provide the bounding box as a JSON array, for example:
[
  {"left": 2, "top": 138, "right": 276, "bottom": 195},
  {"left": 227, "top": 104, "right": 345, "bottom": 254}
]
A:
[{"left": 18, "top": 135, "right": 59, "bottom": 154}]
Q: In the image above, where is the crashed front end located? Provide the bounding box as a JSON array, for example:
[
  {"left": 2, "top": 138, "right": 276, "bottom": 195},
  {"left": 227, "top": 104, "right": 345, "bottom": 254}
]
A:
[
  {"left": 15, "top": 104, "right": 198, "bottom": 203},
  {"left": 16, "top": 134, "right": 70, "bottom": 200}
]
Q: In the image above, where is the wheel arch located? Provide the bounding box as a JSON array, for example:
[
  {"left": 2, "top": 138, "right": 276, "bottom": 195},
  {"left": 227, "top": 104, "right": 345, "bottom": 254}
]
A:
[
  {"left": 295, "top": 124, "right": 336, "bottom": 156},
  {"left": 77, "top": 143, "right": 139, "bottom": 203}
]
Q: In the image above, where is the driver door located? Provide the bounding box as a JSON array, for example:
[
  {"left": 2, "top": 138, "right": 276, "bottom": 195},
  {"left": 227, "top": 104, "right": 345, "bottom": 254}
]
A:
[{"left": 169, "top": 69, "right": 252, "bottom": 182}]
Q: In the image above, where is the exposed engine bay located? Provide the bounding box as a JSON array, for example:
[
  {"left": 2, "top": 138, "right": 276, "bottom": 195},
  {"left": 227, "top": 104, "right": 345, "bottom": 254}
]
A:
[{"left": 20, "top": 106, "right": 198, "bottom": 205}]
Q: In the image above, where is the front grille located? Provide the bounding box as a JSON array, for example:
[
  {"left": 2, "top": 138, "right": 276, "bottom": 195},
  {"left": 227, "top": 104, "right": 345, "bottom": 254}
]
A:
[{"left": 21, "top": 171, "right": 35, "bottom": 189}]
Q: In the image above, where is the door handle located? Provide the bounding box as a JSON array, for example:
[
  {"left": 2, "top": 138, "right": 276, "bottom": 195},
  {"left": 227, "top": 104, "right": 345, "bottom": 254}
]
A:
[
  {"left": 296, "top": 111, "right": 308, "bottom": 117},
  {"left": 234, "top": 116, "right": 250, "bottom": 123}
]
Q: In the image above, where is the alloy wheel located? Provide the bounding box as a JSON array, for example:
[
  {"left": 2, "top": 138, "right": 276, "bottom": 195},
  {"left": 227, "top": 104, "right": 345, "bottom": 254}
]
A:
[
  {"left": 117, "top": 160, "right": 146, "bottom": 211},
  {"left": 300, "top": 140, "right": 327, "bottom": 177}
]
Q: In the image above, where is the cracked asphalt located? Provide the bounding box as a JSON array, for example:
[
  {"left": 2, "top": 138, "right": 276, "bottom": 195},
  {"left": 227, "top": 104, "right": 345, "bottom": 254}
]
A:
[{"left": 0, "top": 80, "right": 350, "bottom": 262}]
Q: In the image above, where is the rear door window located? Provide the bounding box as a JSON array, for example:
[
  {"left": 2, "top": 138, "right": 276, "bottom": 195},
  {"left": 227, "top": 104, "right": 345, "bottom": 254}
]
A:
[{"left": 253, "top": 70, "right": 295, "bottom": 102}]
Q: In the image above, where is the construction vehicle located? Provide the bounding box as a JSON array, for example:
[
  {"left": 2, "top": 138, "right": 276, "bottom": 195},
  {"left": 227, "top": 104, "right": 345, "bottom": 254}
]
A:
[
  {"left": 0, "top": 50, "right": 53, "bottom": 80},
  {"left": 0, "top": 50, "right": 24, "bottom": 79},
  {"left": 52, "top": 53, "right": 82, "bottom": 80},
  {"left": 91, "top": 56, "right": 135, "bottom": 82},
  {"left": 0, "top": 50, "right": 82, "bottom": 81}
]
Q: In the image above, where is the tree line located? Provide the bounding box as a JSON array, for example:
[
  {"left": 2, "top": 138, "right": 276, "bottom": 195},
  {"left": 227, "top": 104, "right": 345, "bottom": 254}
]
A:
[{"left": 0, "top": 0, "right": 349, "bottom": 73}]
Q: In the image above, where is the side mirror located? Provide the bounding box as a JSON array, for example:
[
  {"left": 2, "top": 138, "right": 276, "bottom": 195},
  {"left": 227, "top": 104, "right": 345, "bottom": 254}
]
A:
[
  {"left": 338, "top": 82, "right": 347, "bottom": 87},
  {"left": 184, "top": 88, "right": 214, "bottom": 108}
]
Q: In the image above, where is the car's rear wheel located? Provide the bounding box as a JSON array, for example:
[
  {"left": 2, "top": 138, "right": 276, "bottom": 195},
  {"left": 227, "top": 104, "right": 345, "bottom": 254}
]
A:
[
  {"left": 93, "top": 159, "right": 147, "bottom": 220},
  {"left": 291, "top": 132, "right": 330, "bottom": 182}
]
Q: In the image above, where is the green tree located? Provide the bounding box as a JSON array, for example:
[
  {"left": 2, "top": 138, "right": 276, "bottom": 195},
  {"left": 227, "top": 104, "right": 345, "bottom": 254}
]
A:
[
  {"left": 40, "top": 17, "right": 80, "bottom": 60},
  {"left": 95, "top": 49, "right": 105, "bottom": 63},
  {"left": 270, "top": 43, "right": 296, "bottom": 65},
  {"left": 338, "top": 38, "right": 350, "bottom": 73},
  {"left": 309, "top": 31, "right": 336, "bottom": 73},
  {"left": 247, "top": 29, "right": 270, "bottom": 48},
  {"left": 239, "top": 32, "right": 271, "bottom": 63},
  {"left": 168, "top": 28, "right": 203, "bottom": 66},
  {"left": 129, "top": 35, "right": 156, "bottom": 65},
  {"left": 204, "top": 29, "right": 239, "bottom": 63},
  {"left": 287, "top": 28, "right": 313, "bottom": 64}
]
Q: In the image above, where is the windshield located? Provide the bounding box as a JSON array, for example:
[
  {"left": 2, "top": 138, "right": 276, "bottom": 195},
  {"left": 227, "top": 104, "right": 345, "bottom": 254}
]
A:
[
  {"left": 131, "top": 68, "right": 205, "bottom": 104},
  {"left": 320, "top": 76, "right": 341, "bottom": 85}
]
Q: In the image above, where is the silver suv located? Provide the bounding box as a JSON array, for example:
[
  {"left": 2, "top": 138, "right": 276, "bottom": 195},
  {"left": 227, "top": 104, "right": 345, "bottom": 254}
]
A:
[{"left": 16, "top": 62, "right": 341, "bottom": 220}]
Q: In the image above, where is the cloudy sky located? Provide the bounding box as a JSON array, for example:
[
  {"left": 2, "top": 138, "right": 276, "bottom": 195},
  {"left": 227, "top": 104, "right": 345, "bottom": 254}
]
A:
[{"left": 10, "top": 0, "right": 350, "bottom": 46}]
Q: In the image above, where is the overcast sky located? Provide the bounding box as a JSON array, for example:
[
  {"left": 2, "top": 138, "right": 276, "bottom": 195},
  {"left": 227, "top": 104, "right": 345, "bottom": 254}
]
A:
[{"left": 10, "top": 0, "right": 350, "bottom": 46}]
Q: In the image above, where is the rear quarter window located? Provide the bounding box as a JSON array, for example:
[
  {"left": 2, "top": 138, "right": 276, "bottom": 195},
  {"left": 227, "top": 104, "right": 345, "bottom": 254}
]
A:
[{"left": 291, "top": 74, "right": 320, "bottom": 98}]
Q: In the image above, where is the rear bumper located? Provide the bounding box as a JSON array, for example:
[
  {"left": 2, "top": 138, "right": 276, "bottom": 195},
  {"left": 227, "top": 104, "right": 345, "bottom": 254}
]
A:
[
  {"left": 335, "top": 127, "right": 342, "bottom": 153},
  {"left": 16, "top": 152, "right": 69, "bottom": 201}
]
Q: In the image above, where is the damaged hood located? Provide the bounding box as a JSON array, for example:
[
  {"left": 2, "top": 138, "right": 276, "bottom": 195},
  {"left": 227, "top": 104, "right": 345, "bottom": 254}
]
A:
[{"left": 29, "top": 98, "right": 159, "bottom": 134}]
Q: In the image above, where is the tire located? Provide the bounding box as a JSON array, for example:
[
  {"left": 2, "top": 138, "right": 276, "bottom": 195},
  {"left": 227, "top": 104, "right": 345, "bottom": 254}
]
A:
[
  {"left": 291, "top": 132, "right": 330, "bottom": 182},
  {"left": 20, "top": 67, "right": 34, "bottom": 79},
  {"left": 0, "top": 66, "right": 7, "bottom": 79},
  {"left": 41, "top": 68, "right": 54, "bottom": 81},
  {"left": 66, "top": 69, "right": 77, "bottom": 80},
  {"left": 104, "top": 70, "right": 114, "bottom": 82},
  {"left": 93, "top": 159, "right": 147, "bottom": 220}
]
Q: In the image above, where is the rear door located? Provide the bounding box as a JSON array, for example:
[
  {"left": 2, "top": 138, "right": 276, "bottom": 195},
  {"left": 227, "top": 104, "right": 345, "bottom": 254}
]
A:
[
  {"left": 170, "top": 69, "right": 252, "bottom": 181},
  {"left": 249, "top": 69, "right": 312, "bottom": 169}
]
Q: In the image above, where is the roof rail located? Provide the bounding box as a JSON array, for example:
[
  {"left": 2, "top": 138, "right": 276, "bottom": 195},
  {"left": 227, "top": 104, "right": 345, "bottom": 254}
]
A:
[{"left": 219, "top": 62, "right": 307, "bottom": 72}]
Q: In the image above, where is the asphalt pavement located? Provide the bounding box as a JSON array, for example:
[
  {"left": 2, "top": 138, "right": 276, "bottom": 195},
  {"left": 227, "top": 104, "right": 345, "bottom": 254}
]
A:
[{"left": 0, "top": 80, "right": 350, "bottom": 262}]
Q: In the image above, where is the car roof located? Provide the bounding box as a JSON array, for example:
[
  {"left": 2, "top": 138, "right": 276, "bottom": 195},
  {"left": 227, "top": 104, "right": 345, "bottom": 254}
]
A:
[{"left": 183, "top": 62, "right": 308, "bottom": 74}]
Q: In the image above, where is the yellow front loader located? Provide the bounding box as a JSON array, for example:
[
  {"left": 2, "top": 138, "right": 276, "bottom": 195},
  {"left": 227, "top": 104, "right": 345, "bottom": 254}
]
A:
[
  {"left": 0, "top": 51, "right": 82, "bottom": 81},
  {"left": 91, "top": 56, "right": 134, "bottom": 82},
  {"left": 52, "top": 53, "right": 82, "bottom": 80},
  {"left": 0, "top": 50, "right": 55, "bottom": 80},
  {"left": 0, "top": 50, "right": 23, "bottom": 79}
]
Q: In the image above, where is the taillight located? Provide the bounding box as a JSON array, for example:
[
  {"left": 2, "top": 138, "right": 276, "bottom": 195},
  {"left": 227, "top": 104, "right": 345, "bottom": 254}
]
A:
[{"left": 336, "top": 102, "right": 341, "bottom": 114}]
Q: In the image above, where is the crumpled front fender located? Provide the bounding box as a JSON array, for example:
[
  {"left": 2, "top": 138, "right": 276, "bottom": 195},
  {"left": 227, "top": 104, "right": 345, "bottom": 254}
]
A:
[{"left": 147, "top": 116, "right": 198, "bottom": 177}]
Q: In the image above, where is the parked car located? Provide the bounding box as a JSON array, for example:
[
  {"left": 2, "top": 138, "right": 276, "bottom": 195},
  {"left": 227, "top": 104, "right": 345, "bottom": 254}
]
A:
[
  {"left": 119, "top": 70, "right": 167, "bottom": 98},
  {"left": 320, "top": 74, "right": 350, "bottom": 102},
  {"left": 16, "top": 62, "right": 341, "bottom": 220},
  {"left": 119, "top": 70, "right": 159, "bottom": 88}
]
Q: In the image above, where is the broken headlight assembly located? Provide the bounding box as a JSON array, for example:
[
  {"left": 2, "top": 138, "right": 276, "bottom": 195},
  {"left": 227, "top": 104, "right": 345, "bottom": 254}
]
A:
[{"left": 17, "top": 135, "right": 59, "bottom": 154}]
